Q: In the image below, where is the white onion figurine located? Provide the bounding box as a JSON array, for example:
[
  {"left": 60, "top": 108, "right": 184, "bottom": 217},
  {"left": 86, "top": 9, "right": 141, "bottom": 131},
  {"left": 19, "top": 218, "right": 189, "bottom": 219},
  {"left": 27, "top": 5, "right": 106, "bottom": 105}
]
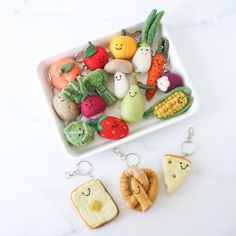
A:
[
  {"left": 104, "top": 59, "right": 133, "bottom": 99},
  {"left": 132, "top": 9, "right": 164, "bottom": 73}
]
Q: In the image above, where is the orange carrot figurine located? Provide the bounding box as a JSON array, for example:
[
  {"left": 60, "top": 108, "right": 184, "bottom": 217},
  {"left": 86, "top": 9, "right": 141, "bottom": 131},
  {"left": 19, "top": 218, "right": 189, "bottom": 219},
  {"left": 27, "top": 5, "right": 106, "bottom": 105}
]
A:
[{"left": 146, "top": 37, "right": 169, "bottom": 100}]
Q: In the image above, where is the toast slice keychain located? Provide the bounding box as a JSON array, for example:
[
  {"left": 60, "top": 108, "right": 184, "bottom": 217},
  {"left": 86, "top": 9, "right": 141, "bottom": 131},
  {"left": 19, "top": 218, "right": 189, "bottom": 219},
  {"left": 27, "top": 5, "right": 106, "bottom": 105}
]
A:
[
  {"left": 163, "top": 127, "right": 196, "bottom": 194},
  {"left": 65, "top": 161, "right": 119, "bottom": 229},
  {"left": 113, "top": 148, "right": 158, "bottom": 212}
]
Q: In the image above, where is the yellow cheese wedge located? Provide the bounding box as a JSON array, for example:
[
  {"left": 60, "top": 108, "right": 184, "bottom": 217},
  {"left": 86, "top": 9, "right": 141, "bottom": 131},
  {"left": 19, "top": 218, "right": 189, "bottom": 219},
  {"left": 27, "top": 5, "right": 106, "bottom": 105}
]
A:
[
  {"left": 71, "top": 179, "right": 119, "bottom": 229},
  {"left": 163, "top": 154, "right": 192, "bottom": 194}
]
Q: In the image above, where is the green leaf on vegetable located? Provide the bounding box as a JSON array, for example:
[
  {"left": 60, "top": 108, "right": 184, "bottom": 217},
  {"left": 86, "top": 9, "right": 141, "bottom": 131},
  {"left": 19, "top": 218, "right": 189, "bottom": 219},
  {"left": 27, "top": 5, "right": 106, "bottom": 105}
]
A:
[{"left": 61, "top": 63, "right": 75, "bottom": 73}]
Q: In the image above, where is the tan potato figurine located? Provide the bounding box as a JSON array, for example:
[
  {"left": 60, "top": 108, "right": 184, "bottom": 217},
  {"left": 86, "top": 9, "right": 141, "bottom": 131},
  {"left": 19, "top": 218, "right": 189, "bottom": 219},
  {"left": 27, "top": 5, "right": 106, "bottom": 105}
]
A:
[{"left": 53, "top": 92, "right": 80, "bottom": 121}]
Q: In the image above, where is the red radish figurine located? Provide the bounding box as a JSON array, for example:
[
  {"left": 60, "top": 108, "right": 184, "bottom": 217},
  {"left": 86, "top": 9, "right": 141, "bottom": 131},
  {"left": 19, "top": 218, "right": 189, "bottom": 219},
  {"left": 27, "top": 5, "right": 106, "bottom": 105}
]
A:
[
  {"left": 88, "top": 116, "right": 129, "bottom": 140},
  {"left": 49, "top": 58, "right": 81, "bottom": 90},
  {"left": 83, "top": 42, "right": 109, "bottom": 70},
  {"left": 80, "top": 95, "right": 106, "bottom": 119},
  {"left": 157, "top": 72, "right": 183, "bottom": 93}
]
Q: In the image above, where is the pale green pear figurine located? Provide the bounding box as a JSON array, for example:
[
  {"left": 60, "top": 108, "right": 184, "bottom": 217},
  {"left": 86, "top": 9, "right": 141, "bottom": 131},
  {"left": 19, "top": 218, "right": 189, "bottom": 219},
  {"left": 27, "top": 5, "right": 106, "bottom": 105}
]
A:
[{"left": 120, "top": 73, "right": 145, "bottom": 123}]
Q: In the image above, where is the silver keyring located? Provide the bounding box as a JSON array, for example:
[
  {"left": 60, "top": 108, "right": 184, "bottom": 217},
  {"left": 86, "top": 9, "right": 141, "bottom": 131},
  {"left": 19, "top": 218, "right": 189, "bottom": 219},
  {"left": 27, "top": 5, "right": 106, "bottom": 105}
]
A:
[
  {"left": 125, "top": 153, "right": 140, "bottom": 168},
  {"left": 76, "top": 161, "right": 93, "bottom": 177},
  {"left": 181, "top": 140, "right": 196, "bottom": 156}
]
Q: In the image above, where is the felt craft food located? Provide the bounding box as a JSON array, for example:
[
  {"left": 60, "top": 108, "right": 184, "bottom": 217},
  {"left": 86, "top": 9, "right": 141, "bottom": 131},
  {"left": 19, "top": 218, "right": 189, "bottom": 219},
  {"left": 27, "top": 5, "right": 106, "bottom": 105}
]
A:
[
  {"left": 163, "top": 154, "right": 192, "bottom": 193},
  {"left": 64, "top": 121, "right": 94, "bottom": 147},
  {"left": 83, "top": 69, "right": 117, "bottom": 106},
  {"left": 104, "top": 59, "right": 133, "bottom": 99},
  {"left": 109, "top": 30, "right": 137, "bottom": 59},
  {"left": 62, "top": 77, "right": 88, "bottom": 104},
  {"left": 120, "top": 166, "right": 158, "bottom": 211},
  {"left": 63, "top": 78, "right": 106, "bottom": 119},
  {"left": 88, "top": 116, "right": 129, "bottom": 139},
  {"left": 120, "top": 73, "right": 145, "bottom": 123},
  {"left": 71, "top": 179, "right": 119, "bottom": 229},
  {"left": 132, "top": 9, "right": 164, "bottom": 73},
  {"left": 80, "top": 95, "right": 106, "bottom": 119},
  {"left": 146, "top": 37, "right": 169, "bottom": 100},
  {"left": 157, "top": 72, "right": 183, "bottom": 93},
  {"left": 143, "top": 87, "right": 194, "bottom": 120},
  {"left": 53, "top": 92, "right": 80, "bottom": 121},
  {"left": 49, "top": 58, "right": 81, "bottom": 90},
  {"left": 83, "top": 41, "right": 109, "bottom": 70}
]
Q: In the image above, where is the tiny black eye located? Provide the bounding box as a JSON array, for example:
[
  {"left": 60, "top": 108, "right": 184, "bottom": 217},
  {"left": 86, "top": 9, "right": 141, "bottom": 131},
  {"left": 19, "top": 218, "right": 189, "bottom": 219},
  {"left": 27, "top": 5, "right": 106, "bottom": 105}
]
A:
[
  {"left": 121, "top": 44, "right": 123, "bottom": 46},
  {"left": 180, "top": 162, "right": 182, "bottom": 164},
  {"left": 146, "top": 49, "right": 148, "bottom": 51},
  {"left": 141, "top": 48, "right": 143, "bottom": 51},
  {"left": 82, "top": 192, "right": 84, "bottom": 195},
  {"left": 168, "top": 160, "right": 172, "bottom": 164},
  {"left": 187, "top": 164, "right": 189, "bottom": 167},
  {"left": 115, "top": 76, "right": 118, "bottom": 78},
  {"left": 116, "top": 44, "right": 118, "bottom": 46},
  {"left": 119, "top": 75, "right": 122, "bottom": 78},
  {"left": 135, "top": 92, "right": 137, "bottom": 94}
]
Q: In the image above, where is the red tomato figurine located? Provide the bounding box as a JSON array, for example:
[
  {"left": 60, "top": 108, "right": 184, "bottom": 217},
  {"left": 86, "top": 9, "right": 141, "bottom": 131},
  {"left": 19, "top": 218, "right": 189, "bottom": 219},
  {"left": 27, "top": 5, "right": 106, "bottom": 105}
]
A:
[
  {"left": 49, "top": 58, "right": 80, "bottom": 90},
  {"left": 89, "top": 116, "right": 129, "bottom": 139},
  {"left": 83, "top": 41, "right": 109, "bottom": 70}
]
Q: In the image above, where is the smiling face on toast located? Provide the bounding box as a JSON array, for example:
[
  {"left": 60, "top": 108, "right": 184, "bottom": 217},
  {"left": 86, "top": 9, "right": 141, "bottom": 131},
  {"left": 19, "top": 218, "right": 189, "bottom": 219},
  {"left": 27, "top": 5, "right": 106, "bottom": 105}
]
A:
[
  {"left": 163, "top": 154, "right": 192, "bottom": 194},
  {"left": 71, "top": 179, "right": 118, "bottom": 229}
]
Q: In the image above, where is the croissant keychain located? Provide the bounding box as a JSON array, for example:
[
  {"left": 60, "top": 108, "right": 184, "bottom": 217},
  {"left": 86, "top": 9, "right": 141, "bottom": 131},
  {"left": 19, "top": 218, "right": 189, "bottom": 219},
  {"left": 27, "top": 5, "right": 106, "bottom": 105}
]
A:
[
  {"left": 113, "top": 148, "right": 158, "bottom": 212},
  {"left": 65, "top": 161, "right": 119, "bottom": 229},
  {"left": 163, "top": 127, "right": 196, "bottom": 194}
]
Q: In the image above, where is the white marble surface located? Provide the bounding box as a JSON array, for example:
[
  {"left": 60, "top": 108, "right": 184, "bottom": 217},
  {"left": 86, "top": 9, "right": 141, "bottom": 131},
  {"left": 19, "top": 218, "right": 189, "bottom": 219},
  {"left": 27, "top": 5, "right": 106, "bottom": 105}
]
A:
[{"left": 1, "top": 0, "right": 236, "bottom": 235}]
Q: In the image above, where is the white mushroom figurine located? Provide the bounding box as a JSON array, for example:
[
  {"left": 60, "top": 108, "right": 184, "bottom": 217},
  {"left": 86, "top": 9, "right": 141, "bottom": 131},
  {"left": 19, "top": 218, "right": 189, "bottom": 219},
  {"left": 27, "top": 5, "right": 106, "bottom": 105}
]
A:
[{"left": 104, "top": 59, "right": 133, "bottom": 99}]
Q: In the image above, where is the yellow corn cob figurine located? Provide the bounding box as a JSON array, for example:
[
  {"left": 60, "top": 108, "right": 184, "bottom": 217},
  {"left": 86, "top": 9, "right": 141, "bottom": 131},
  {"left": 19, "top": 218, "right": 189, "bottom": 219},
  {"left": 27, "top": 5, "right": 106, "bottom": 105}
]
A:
[{"left": 143, "top": 87, "right": 194, "bottom": 120}]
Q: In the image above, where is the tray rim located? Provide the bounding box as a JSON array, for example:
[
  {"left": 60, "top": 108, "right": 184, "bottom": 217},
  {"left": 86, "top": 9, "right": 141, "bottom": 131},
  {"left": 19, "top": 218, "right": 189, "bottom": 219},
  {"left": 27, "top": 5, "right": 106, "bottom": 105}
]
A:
[{"left": 37, "top": 22, "right": 199, "bottom": 159}]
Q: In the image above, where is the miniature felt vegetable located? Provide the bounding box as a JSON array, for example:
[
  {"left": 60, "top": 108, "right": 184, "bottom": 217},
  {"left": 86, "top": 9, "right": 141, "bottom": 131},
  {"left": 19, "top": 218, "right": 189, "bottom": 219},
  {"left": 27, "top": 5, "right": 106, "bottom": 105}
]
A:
[
  {"left": 146, "top": 37, "right": 169, "bottom": 100},
  {"left": 132, "top": 9, "right": 164, "bottom": 73},
  {"left": 157, "top": 72, "right": 183, "bottom": 93},
  {"left": 49, "top": 58, "right": 81, "bottom": 90},
  {"left": 109, "top": 30, "right": 137, "bottom": 59},
  {"left": 104, "top": 59, "right": 133, "bottom": 99},
  {"left": 83, "top": 69, "right": 117, "bottom": 106},
  {"left": 53, "top": 92, "right": 80, "bottom": 121},
  {"left": 83, "top": 41, "right": 109, "bottom": 70},
  {"left": 120, "top": 73, "right": 145, "bottom": 123},
  {"left": 62, "top": 77, "right": 88, "bottom": 103},
  {"left": 80, "top": 95, "right": 106, "bottom": 119},
  {"left": 88, "top": 116, "right": 129, "bottom": 139},
  {"left": 63, "top": 77, "right": 106, "bottom": 118},
  {"left": 64, "top": 121, "right": 94, "bottom": 147},
  {"left": 143, "top": 87, "right": 194, "bottom": 120}
]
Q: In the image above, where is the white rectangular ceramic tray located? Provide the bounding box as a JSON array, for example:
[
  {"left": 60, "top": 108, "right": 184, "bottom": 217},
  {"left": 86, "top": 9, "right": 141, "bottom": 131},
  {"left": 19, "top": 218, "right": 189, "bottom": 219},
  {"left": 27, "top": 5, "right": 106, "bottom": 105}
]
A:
[{"left": 37, "top": 22, "right": 199, "bottom": 159}]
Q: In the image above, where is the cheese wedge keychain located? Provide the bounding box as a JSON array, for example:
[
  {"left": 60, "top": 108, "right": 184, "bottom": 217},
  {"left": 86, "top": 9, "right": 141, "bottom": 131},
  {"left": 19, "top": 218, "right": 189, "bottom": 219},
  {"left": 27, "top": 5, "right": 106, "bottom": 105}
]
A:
[
  {"left": 65, "top": 161, "right": 119, "bottom": 229},
  {"left": 163, "top": 127, "right": 196, "bottom": 194},
  {"left": 113, "top": 148, "right": 158, "bottom": 212}
]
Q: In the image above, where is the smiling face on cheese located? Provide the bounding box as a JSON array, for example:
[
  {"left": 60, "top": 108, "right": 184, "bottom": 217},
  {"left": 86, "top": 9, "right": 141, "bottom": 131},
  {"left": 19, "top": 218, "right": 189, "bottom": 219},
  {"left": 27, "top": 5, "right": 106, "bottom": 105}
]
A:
[
  {"left": 163, "top": 154, "right": 192, "bottom": 194},
  {"left": 71, "top": 179, "right": 118, "bottom": 229}
]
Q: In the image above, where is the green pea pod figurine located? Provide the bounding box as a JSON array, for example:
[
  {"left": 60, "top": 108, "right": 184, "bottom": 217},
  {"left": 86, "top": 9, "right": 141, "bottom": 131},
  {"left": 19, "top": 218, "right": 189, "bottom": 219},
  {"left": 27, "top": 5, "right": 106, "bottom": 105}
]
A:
[
  {"left": 143, "top": 87, "right": 194, "bottom": 120},
  {"left": 64, "top": 121, "right": 94, "bottom": 147}
]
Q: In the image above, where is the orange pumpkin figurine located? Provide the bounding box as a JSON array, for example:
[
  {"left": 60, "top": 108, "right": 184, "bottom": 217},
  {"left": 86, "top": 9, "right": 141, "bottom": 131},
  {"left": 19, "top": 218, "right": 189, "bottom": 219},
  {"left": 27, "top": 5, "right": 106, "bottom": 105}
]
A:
[
  {"left": 49, "top": 58, "right": 81, "bottom": 90},
  {"left": 109, "top": 30, "right": 137, "bottom": 59}
]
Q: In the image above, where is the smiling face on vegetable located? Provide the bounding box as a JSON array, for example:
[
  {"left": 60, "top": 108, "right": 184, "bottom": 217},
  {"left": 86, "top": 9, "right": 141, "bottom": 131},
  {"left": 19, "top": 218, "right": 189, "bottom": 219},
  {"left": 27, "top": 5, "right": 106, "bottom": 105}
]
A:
[
  {"left": 109, "top": 35, "right": 137, "bottom": 59},
  {"left": 80, "top": 95, "right": 106, "bottom": 118},
  {"left": 96, "top": 116, "right": 129, "bottom": 139},
  {"left": 128, "top": 85, "right": 140, "bottom": 98},
  {"left": 64, "top": 121, "right": 94, "bottom": 147},
  {"left": 139, "top": 46, "right": 151, "bottom": 56}
]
